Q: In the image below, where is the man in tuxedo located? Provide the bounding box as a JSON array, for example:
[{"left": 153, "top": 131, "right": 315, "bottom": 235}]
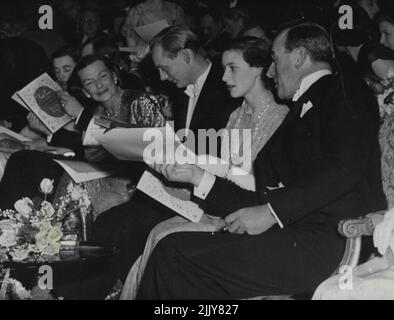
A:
[
  {"left": 150, "top": 25, "right": 239, "bottom": 136},
  {"left": 136, "top": 23, "right": 387, "bottom": 299}
]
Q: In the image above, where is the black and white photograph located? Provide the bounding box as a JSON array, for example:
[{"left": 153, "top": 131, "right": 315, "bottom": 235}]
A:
[{"left": 0, "top": 0, "right": 393, "bottom": 305}]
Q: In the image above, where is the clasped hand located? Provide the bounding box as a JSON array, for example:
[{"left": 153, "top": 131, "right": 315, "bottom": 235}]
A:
[{"left": 224, "top": 205, "right": 277, "bottom": 235}]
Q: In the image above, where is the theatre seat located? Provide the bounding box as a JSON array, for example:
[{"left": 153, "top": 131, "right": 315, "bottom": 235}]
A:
[
  {"left": 248, "top": 211, "right": 387, "bottom": 301},
  {"left": 337, "top": 210, "right": 386, "bottom": 270}
]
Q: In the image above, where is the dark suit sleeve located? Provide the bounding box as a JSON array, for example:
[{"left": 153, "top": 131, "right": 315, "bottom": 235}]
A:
[
  {"left": 195, "top": 176, "right": 261, "bottom": 218},
  {"left": 49, "top": 129, "right": 84, "bottom": 156},
  {"left": 266, "top": 92, "right": 379, "bottom": 227},
  {"left": 75, "top": 108, "right": 94, "bottom": 131}
]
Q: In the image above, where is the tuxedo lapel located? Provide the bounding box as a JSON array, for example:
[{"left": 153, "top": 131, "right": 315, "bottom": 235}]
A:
[
  {"left": 282, "top": 74, "right": 333, "bottom": 124},
  {"left": 256, "top": 75, "right": 335, "bottom": 190},
  {"left": 174, "top": 91, "right": 189, "bottom": 132}
]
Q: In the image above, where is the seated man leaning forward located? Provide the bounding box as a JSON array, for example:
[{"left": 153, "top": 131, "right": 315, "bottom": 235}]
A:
[{"left": 137, "top": 22, "right": 387, "bottom": 299}]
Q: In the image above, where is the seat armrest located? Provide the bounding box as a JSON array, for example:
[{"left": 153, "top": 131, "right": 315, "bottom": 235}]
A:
[
  {"left": 338, "top": 211, "right": 386, "bottom": 238},
  {"left": 336, "top": 211, "right": 386, "bottom": 271}
]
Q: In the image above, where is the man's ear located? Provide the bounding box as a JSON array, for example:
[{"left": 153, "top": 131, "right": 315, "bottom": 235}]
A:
[
  {"left": 292, "top": 47, "right": 308, "bottom": 69},
  {"left": 178, "top": 49, "right": 191, "bottom": 64}
]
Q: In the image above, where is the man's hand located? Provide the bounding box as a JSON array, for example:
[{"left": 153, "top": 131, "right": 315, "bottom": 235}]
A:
[
  {"left": 151, "top": 163, "right": 205, "bottom": 187},
  {"left": 57, "top": 91, "right": 84, "bottom": 119},
  {"left": 224, "top": 204, "right": 277, "bottom": 235}
]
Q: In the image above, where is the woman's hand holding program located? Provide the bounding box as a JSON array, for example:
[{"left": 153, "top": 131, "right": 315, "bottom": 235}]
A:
[{"left": 150, "top": 163, "right": 205, "bottom": 187}]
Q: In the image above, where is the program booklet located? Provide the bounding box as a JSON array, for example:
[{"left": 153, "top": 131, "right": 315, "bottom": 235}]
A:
[
  {"left": 53, "top": 160, "right": 113, "bottom": 184},
  {"left": 15, "top": 73, "right": 72, "bottom": 134},
  {"left": 0, "top": 126, "right": 31, "bottom": 154}
]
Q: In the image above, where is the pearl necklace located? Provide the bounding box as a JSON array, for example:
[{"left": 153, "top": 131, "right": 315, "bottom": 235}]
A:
[
  {"left": 228, "top": 97, "right": 273, "bottom": 168},
  {"left": 103, "top": 90, "right": 124, "bottom": 119}
]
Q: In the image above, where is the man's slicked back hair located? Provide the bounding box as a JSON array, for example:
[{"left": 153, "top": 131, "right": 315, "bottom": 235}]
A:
[{"left": 149, "top": 25, "right": 206, "bottom": 59}]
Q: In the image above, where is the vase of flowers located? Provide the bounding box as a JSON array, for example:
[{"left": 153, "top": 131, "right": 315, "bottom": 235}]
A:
[
  {"left": 0, "top": 178, "right": 93, "bottom": 299},
  {"left": 0, "top": 178, "right": 92, "bottom": 262}
]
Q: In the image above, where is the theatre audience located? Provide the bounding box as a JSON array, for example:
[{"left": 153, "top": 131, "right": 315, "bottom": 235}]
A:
[
  {"left": 200, "top": 9, "right": 231, "bottom": 61},
  {"left": 79, "top": 8, "right": 105, "bottom": 46},
  {"left": 0, "top": 0, "right": 394, "bottom": 300}
]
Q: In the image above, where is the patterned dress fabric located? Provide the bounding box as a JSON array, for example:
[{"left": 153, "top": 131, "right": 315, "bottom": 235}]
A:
[{"left": 61, "top": 89, "right": 166, "bottom": 217}]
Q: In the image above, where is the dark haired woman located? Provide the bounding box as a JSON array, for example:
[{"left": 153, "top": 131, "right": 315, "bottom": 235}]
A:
[
  {"left": 120, "top": 36, "right": 288, "bottom": 299},
  {"left": 52, "top": 45, "right": 80, "bottom": 90},
  {"left": 0, "top": 55, "right": 165, "bottom": 213}
]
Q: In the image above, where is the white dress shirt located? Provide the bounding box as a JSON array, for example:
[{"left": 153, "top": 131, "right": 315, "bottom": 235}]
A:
[{"left": 184, "top": 62, "right": 212, "bottom": 133}]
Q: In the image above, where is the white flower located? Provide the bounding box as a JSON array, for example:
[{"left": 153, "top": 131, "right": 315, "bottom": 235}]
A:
[
  {"left": 70, "top": 188, "right": 83, "bottom": 201},
  {"left": 0, "top": 229, "right": 18, "bottom": 248},
  {"left": 66, "top": 182, "right": 74, "bottom": 194},
  {"left": 40, "top": 201, "right": 55, "bottom": 218},
  {"left": 41, "top": 242, "right": 61, "bottom": 256},
  {"left": 35, "top": 233, "right": 49, "bottom": 252},
  {"left": 40, "top": 179, "right": 54, "bottom": 195},
  {"left": 9, "top": 247, "right": 30, "bottom": 261},
  {"left": 79, "top": 194, "right": 91, "bottom": 207},
  {"left": 0, "top": 219, "right": 17, "bottom": 232},
  {"left": 47, "top": 226, "right": 63, "bottom": 243},
  {"left": 0, "top": 219, "right": 19, "bottom": 248},
  {"left": 36, "top": 221, "right": 52, "bottom": 234},
  {"left": 14, "top": 198, "right": 34, "bottom": 217}
]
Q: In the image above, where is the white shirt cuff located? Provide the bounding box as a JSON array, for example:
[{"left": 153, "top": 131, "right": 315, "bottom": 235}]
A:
[
  {"left": 75, "top": 108, "right": 85, "bottom": 124},
  {"left": 267, "top": 203, "right": 284, "bottom": 229},
  {"left": 193, "top": 170, "right": 216, "bottom": 200},
  {"left": 47, "top": 134, "right": 53, "bottom": 143}
]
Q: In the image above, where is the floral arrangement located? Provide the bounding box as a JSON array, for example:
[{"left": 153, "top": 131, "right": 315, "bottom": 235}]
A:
[{"left": 0, "top": 178, "right": 92, "bottom": 262}]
